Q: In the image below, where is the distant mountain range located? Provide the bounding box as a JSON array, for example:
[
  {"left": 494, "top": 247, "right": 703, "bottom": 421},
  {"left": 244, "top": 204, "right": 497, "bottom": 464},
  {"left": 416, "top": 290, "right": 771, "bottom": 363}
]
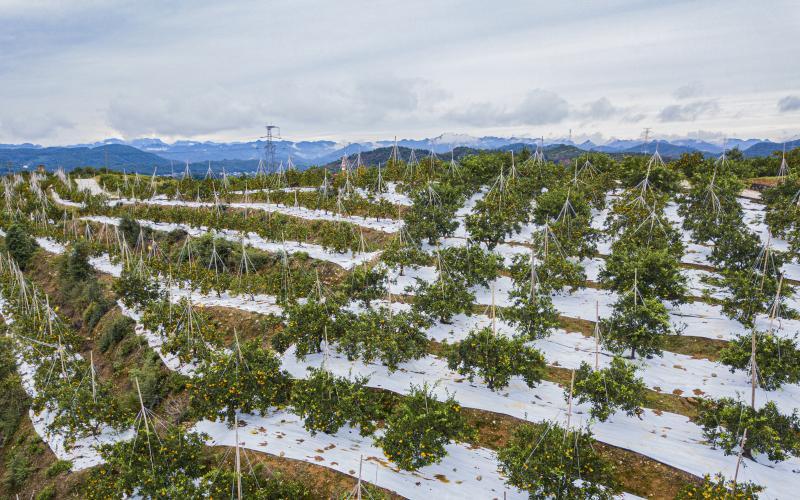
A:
[{"left": 0, "top": 133, "right": 795, "bottom": 173}]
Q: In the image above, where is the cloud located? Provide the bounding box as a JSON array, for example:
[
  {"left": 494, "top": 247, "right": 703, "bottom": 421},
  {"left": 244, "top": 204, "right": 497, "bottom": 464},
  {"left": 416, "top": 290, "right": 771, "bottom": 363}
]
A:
[
  {"left": 673, "top": 81, "right": 703, "bottom": 100},
  {"left": 105, "top": 77, "right": 448, "bottom": 138},
  {"left": 447, "top": 89, "right": 568, "bottom": 126},
  {"left": 577, "top": 97, "right": 618, "bottom": 120},
  {"left": 0, "top": 113, "right": 72, "bottom": 141},
  {"left": 658, "top": 100, "right": 720, "bottom": 122},
  {"left": 778, "top": 95, "right": 800, "bottom": 112},
  {"left": 107, "top": 88, "right": 264, "bottom": 138}
]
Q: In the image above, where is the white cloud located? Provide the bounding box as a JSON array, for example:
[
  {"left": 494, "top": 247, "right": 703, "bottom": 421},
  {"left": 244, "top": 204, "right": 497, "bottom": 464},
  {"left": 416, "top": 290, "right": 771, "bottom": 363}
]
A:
[
  {"left": 673, "top": 81, "right": 703, "bottom": 100},
  {"left": 447, "top": 89, "right": 568, "bottom": 126},
  {"left": 658, "top": 100, "right": 720, "bottom": 122},
  {"left": 778, "top": 95, "right": 800, "bottom": 112}
]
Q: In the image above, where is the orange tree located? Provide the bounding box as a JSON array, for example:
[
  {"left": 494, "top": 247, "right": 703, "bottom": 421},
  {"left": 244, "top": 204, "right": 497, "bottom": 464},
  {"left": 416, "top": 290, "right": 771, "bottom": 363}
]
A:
[
  {"left": 446, "top": 327, "right": 546, "bottom": 391},
  {"left": 377, "top": 384, "right": 473, "bottom": 470},
  {"left": 188, "top": 339, "right": 291, "bottom": 425},
  {"left": 498, "top": 421, "right": 620, "bottom": 499},
  {"left": 290, "top": 368, "right": 384, "bottom": 436}
]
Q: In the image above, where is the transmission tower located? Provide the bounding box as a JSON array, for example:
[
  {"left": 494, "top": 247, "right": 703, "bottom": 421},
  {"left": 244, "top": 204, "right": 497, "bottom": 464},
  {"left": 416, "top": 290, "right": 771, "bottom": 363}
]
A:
[{"left": 264, "top": 125, "right": 281, "bottom": 174}]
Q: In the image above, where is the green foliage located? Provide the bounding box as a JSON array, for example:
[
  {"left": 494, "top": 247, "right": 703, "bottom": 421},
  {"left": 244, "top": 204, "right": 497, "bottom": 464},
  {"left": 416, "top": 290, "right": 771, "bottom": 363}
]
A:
[
  {"left": 378, "top": 384, "right": 473, "bottom": 470},
  {"left": 674, "top": 473, "right": 762, "bottom": 499},
  {"left": 87, "top": 426, "right": 209, "bottom": 499},
  {"left": 3, "top": 222, "right": 38, "bottom": 270},
  {"left": 411, "top": 275, "right": 475, "bottom": 324},
  {"left": 439, "top": 244, "right": 502, "bottom": 288},
  {"left": 127, "top": 349, "right": 175, "bottom": 410},
  {"left": 97, "top": 315, "right": 134, "bottom": 353},
  {"left": 341, "top": 265, "right": 387, "bottom": 307},
  {"left": 601, "top": 291, "right": 672, "bottom": 359},
  {"left": 404, "top": 181, "right": 462, "bottom": 245},
  {"left": 532, "top": 187, "right": 592, "bottom": 225},
  {"left": 273, "top": 298, "right": 348, "bottom": 358},
  {"left": 2, "top": 447, "right": 33, "bottom": 492},
  {"left": 45, "top": 459, "right": 73, "bottom": 477},
  {"left": 709, "top": 224, "right": 764, "bottom": 272},
  {"left": 198, "top": 468, "right": 313, "bottom": 499},
  {"left": 506, "top": 290, "right": 559, "bottom": 340},
  {"left": 113, "top": 261, "right": 162, "bottom": 308},
  {"left": 619, "top": 154, "right": 682, "bottom": 194},
  {"left": 380, "top": 233, "right": 429, "bottom": 275},
  {"left": 35, "top": 484, "right": 57, "bottom": 500},
  {"left": 118, "top": 215, "right": 145, "bottom": 246},
  {"left": 600, "top": 239, "right": 687, "bottom": 302},
  {"left": 498, "top": 422, "right": 620, "bottom": 499},
  {"left": 31, "top": 354, "right": 133, "bottom": 442},
  {"left": 570, "top": 357, "right": 646, "bottom": 422},
  {"left": 291, "top": 368, "right": 383, "bottom": 436},
  {"left": 0, "top": 336, "right": 28, "bottom": 447},
  {"left": 142, "top": 297, "right": 223, "bottom": 364},
  {"left": 716, "top": 267, "right": 789, "bottom": 329},
  {"left": 465, "top": 176, "right": 534, "bottom": 249},
  {"left": 189, "top": 340, "right": 291, "bottom": 424},
  {"left": 678, "top": 168, "right": 745, "bottom": 243},
  {"left": 338, "top": 308, "right": 430, "bottom": 371},
  {"left": 719, "top": 332, "right": 800, "bottom": 390},
  {"left": 509, "top": 251, "right": 586, "bottom": 295},
  {"left": 446, "top": 327, "right": 546, "bottom": 390},
  {"left": 59, "top": 240, "right": 94, "bottom": 283},
  {"left": 696, "top": 398, "right": 800, "bottom": 462}
]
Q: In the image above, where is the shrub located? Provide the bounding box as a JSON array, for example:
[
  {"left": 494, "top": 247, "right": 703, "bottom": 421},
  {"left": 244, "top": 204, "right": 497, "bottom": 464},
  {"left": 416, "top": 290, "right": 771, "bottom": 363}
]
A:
[
  {"left": 719, "top": 332, "right": 800, "bottom": 390},
  {"left": 337, "top": 308, "right": 430, "bottom": 371},
  {"left": 199, "top": 468, "right": 313, "bottom": 499},
  {"left": 45, "top": 459, "right": 73, "bottom": 477},
  {"left": 97, "top": 315, "right": 134, "bottom": 353},
  {"left": 696, "top": 398, "right": 800, "bottom": 462},
  {"left": 113, "top": 262, "right": 162, "bottom": 308},
  {"left": 3, "top": 222, "right": 38, "bottom": 270},
  {"left": 674, "top": 473, "right": 762, "bottom": 499},
  {"left": 378, "top": 384, "right": 473, "bottom": 470},
  {"left": 411, "top": 276, "right": 475, "bottom": 324},
  {"left": 35, "top": 484, "right": 57, "bottom": 500},
  {"left": 601, "top": 291, "right": 672, "bottom": 359},
  {"left": 59, "top": 240, "right": 94, "bottom": 284},
  {"left": 0, "top": 337, "right": 28, "bottom": 447},
  {"left": 439, "top": 244, "right": 502, "bottom": 288},
  {"left": 498, "top": 422, "right": 619, "bottom": 499},
  {"left": 189, "top": 340, "right": 291, "bottom": 424},
  {"left": 506, "top": 289, "right": 559, "bottom": 340},
  {"left": 446, "top": 327, "right": 546, "bottom": 390},
  {"left": 3, "top": 449, "right": 32, "bottom": 491},
  {"left": 569, "top": 357, "right": 646, "bottom": 422},
  {"left": 87, "top": 426, "right": 208, "bottom": 498},
  {"left": 341, "top": 265, "right": 387, "bottom": 307},
  {"left": 291, "top": 368, "right": 383, "bottom": 436}
]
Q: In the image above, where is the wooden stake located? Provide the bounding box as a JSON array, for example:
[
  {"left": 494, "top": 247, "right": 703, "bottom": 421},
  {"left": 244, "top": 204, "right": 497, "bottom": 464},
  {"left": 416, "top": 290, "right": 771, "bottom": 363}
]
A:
[
  {"left": 491, "top": 282, "right": 497, "bottom": 336},
  {"left": 566, "top": 369, "right": 575, "bottom": 430},
  {"left": 90, "top": 350, "right": 97, "bottom": 403},
  {"left": 356, "top": 454, "right": 363, "bottom": 500},
  {"left": 594, "top": 301, "right": 600, "bottom": 370},
  {"left": 751, "top": 329, "right": 758, "bottom": 409},
  {"left": 235, "top": 413, "right": 242, "bottom": 500},
  {"left": 732, "top": 428, "right": 748, "bottom": 493}
]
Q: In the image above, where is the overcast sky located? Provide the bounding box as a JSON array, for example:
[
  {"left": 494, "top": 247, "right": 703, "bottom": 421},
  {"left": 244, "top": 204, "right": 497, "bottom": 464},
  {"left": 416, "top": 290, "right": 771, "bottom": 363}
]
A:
[{"left": 1, "top": 0, "right": 798, "bottom": 145}]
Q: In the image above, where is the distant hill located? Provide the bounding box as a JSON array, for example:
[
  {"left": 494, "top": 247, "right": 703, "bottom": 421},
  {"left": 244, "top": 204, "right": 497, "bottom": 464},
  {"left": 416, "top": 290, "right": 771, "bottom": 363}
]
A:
[
  {"left": 0, "top": 134, "right": 794, "bottom": 174},
  {"left": 618, "top": 140, "right": 714, "bottom": 158},
  {"left": 0, "top": 144, "right": 171, "bottom": 172},
  {"left": 742, "top": 139, "right": 800, "bottom": 158},
  {"left": 323, "top": 146, "right": 482, "bottom": 168}
]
